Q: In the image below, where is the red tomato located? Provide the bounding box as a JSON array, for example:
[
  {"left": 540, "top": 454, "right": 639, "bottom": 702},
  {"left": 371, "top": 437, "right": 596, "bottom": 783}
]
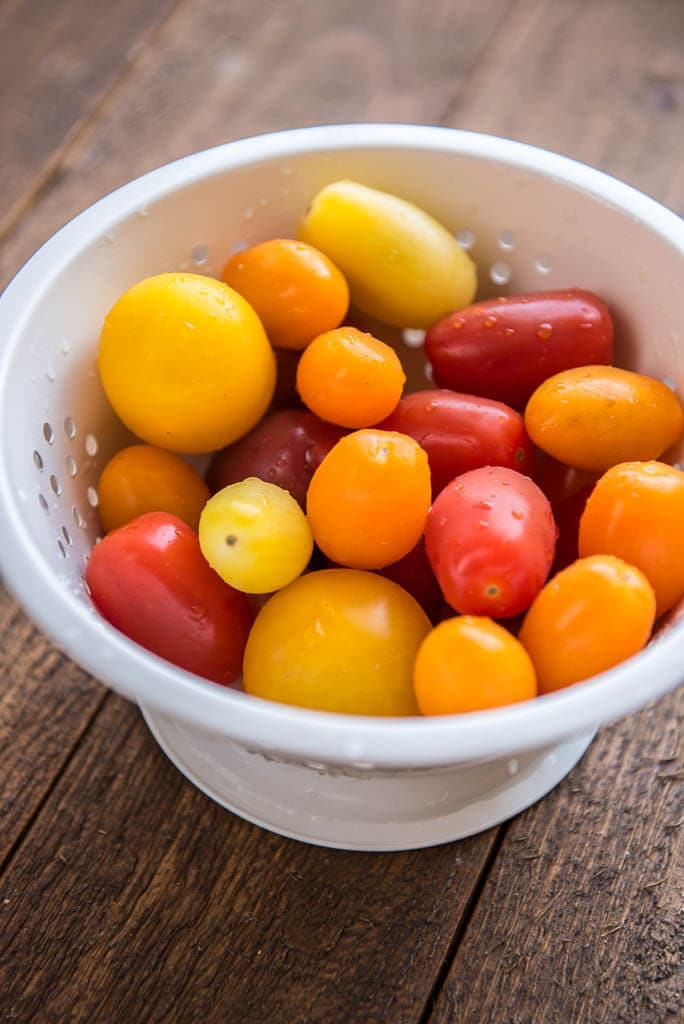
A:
[
  {"left": 425, "top": 289, "right": 613, "bottom": 408},
  {"left": 533, "top": 450, "right": 598, "bottom": 510},
  {"left": 425, "top": 467, "right": 557, "bottom": 618},
  {"left": 377, "top": 537, "right": 444, "bottom": 621},
  {"left": 379, "top": 389, "right": 534, "bottom": 496},
  {"left": 551, "top": 483, "right": 594, "bottom": 574},
  {"left": 206, "top": 409, "right": 346, "bottom": 508},
  {"left": 85, "top": 512, "right": 253, "bottom": 684}
]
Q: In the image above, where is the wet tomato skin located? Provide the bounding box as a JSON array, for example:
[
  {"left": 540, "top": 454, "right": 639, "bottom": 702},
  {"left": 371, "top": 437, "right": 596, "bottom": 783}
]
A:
[
  {"left": 206, "top": 408, "right": 345, "bottom": 509},
  {"left": 379, "top": 389, "right": 534, "bottom": 496},
  {"left": 85, "top": 512, "right": 253, "bottom": 685},
  {"left": 425, "top": 466, "right": 557, "bottom": 618},
  {"left": 425, "top": 289, "right": 613, "bottom": 409}
]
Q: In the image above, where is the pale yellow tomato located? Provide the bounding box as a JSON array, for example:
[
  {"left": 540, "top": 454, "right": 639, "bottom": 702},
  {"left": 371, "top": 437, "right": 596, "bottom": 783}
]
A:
[
  {"left": 98, "top": 273, "right": 276, "bottom": 453},
  {"left": 298, "top": 180, "right": 477, "bottom": 328}
]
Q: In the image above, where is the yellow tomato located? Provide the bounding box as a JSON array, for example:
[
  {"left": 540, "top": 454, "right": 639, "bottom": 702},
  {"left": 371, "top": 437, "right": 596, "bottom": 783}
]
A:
[
  {"left": 97, "top": 444, "right": 210, "bottom": 533},
  {"left": 98, "top": 273, "right": 276, "bottom": 453},
  {"left": 298, "top": 180, "right": 477, "bottom": 328},
  {"left": 524, "top": 366, "right": 684, "bottom": 472},
  {"left": 243, "top": 569, "right": 431, "bottom": 715}
]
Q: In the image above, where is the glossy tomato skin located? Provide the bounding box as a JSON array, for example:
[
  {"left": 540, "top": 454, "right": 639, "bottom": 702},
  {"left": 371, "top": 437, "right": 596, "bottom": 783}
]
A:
[
  {"left": 85, "top": 512, "right": 253, "bottom": 685},
  {"left": 425, "top": 289, "right": 613, "bottom": 408},
  {"left": 206, "top": 409, "right": 345, "bottom": 509},
  {"left": 379, "top": 389, "right": 534, "bottom": 496},
  {"left": 425, "top": 467, "right": 557, "bottom": 618},
  {"left": 377, "top": 537, "right": 444, "bottom": 621}
]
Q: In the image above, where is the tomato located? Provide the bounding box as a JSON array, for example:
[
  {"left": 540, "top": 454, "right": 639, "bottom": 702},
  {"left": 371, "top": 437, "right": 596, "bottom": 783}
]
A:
[
  {"left": 307, "top": 429, "right": 431, "bottom": 569},
  {"left": 221, "top": 238, "right": 349, "bottom": 350},
  {"left": 414, "top": 616, "right": 537, "bottom": 714},
  {"left": 378, "top": 537, "right": 444, "bottom": 621},
  {"left": 425, "top": 467, "right": 556, "bottom": 618},
  {"left": 519, "top": 555, "right": 656, "bottom": 693},
  {"left": 199, "top": 478, "right": 313, "bottom": 594},
  {"left": 271, "top": 347, "right": 304, "bottom": 410},
  {"left": 97, "top": 444, "right": 210, "bottom": 533},
  {"left": 550, "top": 483, "right": 594, "bottom": 574},
  {"left": 533, "top": 450, "right": 598, "bottom": 510},
  {"left": 98, "top": 273, "right": 275, "bottom": 453},
  {"left": 425, "top": 289, "right": 613, "bottom": 408},
  {"left": 525, "top": 366, "right": 684, "bottom": 472},
  {"left": 296, "top": 326, "right": 405, "bottom": 428},
  {"left": 578, "top": 461, "right": 684, "bottom": 615},
  {"left": 206, "top": 409, "right": 345, "bottom": 509},
  {"left": 298, "top": 180, "right": 476, "bottom": 327},
  {"left": 85, "top": 512, "right": 253, "bottom": 684},
  {"left": 243, "top": 569, "right": 430, "bottom": 715},
  {"left": 379, "top": 389, "right": 534, "bottom": 496}
]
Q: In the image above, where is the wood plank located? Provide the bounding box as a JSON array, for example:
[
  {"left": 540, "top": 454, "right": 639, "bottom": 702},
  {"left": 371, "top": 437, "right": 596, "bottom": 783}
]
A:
[
  {"left": 0, "top": 694, "right": 499, "bottom": 1024},
  {"left": 0, "top": 586, "right": 105, "bottom": 869},
  {"left": 0, "top": 0, "right": 179, "bottom": 239},
  {"left": 0, "top": 0, "right": 513, "bottom": 289},
  {"left": 429, "top": 691, "right": 683, "bottom": 1024}
]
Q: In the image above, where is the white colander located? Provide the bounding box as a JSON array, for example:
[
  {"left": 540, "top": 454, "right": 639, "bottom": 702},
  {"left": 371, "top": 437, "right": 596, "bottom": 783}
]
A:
[{"left": 0, "top": 125, "right": 682, "bottom": 851}]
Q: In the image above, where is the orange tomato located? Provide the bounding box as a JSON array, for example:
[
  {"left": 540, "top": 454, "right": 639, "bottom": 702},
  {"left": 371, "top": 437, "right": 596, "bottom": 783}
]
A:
[
  {"left": 296, "top": 326, "right": 405, "bottom": 428},
  {"left": 525, "top": 366, "right": 683, "bottom": 472},
  {"left": 519, "top": 555, "right": 656, "bottom": 693},
  {"left": 578, "top": 460, "right": 684, "bottom": 615},
  {"left": 97, "top": 445, "right": 210, "bottom": 533},
  {"left": 221, "top": 238, "right": 349, "bottom": 350},
  {"left": 414, "top": 616, "right": 537, "bottom": 714},
  {"left": 306, "top": 429, "right": 431, "bottom": 569}
]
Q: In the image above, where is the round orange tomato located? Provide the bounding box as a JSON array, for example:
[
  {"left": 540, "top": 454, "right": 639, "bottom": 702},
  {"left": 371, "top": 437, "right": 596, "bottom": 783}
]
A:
[
  {"left": 97, "top": 445, "right": 210, "bottom": 533},
  {"left": 525, "top": 366, "right": 683, "bottom": 472},
  {"left": 296, "top": 327, "right": 405, "bottom": 428},
  {"left": 519, "top": 554, "right": 656, "bottom": 693},
  {"left": 414, "top": 616, "right": 537, "bottom": 714},
  {"left": 578, "top": 460, "right": 684, "bottom": 615},
  {"left": 306, "top": 429, "right": 431, "bottom": 569},
  {"left": 221, "top": 238, "right": 349, "bottom": 350}
]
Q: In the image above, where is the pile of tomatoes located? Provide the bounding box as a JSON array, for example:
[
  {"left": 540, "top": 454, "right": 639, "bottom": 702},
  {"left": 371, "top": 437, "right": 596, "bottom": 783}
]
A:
[{"left": 86, "top": 179, "right": 684, "bottom": 717}]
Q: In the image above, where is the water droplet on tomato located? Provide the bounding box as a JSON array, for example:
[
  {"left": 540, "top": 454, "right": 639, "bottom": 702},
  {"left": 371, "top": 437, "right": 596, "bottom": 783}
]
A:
[
  {"left": 484, "top": 316, "right": 497, "bottom": 328},
  {"left": 504, "top": 327, "right": 515, "bottom": 336},
  {"left": 188, "top": 604, "right": 206, "bottom": 621},
  {"left": 512, "top": 509, "right": 525, "bottom": 520},
  {"left": 475, "top": 500, "right": 493, "bottom": 510},
  {"left": 537, "top": 323, "right": 553, "bottom": 339}
]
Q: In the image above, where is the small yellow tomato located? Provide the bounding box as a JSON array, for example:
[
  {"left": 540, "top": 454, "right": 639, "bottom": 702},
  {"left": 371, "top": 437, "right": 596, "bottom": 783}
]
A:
[
  {"left": 198, "top": 478, "right": 312, "bottom": 594},
  {"left": 97, "top": 444, "right": 210, "bottom": 533},
  {"left": 524, "top": 365, "right": 684, "bottom": 472},
  {"left": 414, "top": 617, "right": 537, "bottom": 715},
  {"left": 298, "top": 180, "right": 477, "bottom": 328},
  {"left": 98, "top": 273, "right": 276, "bottom": 453},
  {"left": 243, "top": 569, "right": 431, "bottom": 715}
]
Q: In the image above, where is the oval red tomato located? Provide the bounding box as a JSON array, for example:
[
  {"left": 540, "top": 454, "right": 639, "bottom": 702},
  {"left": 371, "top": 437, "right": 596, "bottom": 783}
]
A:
[
  {"left": 425, "top": 289, "right": 613, "bottom": 408},
  {"left": 206, "top": 408, "right": 346, "bottom": 508},
  {"left": 425, "top": 467, "right": 557, "bottom": 618},
  {"left": 85, "top": 511, "right": 253, "bottom": 684},
  {"left": 379, "top": 389, "right": 534, "bottom": 496}
]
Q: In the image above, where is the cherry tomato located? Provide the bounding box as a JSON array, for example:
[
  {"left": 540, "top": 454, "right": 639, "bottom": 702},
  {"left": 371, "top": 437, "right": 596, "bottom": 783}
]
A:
[
  {"left": 296, "top": 326, "right": 405, "bottom": 428},
  {"left": 307, "top": 429, "right": 431, "bottom": 569},
  {"left": 243, "top": 569, "right": 430, "bottom": 715},
  {"left": 550, "top": 483, "right": 594, "bottom": 574},
  {"left": 414, "top": 616, "right": 537, "bottom": 714},
  {"left": 578, "top": 461, "right": 684, "bottom": 615},
  {"left": 378, "top": 536, "right": 444, "bottom": 622},
  {"left": 199, "top": 478, "right": 313, "bottom": 594},
  {"left": 379, "top": 389, "right": 534, "bottom": 496},
  {"left": 298, "top": 180, "right": 477, "bottom": 327},
  {"left": 525, "top": 366, "right": 684, "bottom": 472},
  {"left": 85, "top": 512, "right": 253, "bottom": 684},
  {"left": 97, "top": 445, "right": 210, "bottom": 533},
  {"left": 221, "top": 238, "right": 349, "bottom": 350},
  {"left": 519, "top": 555, "right": 656, "bottom": 693},
  {"left": 425, "top": 289, "right": 613, "bottom": 408},
  {"left": 533, "top": 450, "right": 598, "bottom": 510},
  {"left": 98, "top": 273, "right": 275, "bottom": 453},
  {"left": 425, "top": 467, "right": 556, "bottom": 618},
  {"left": 271, "top": 347, "right": 305, "bottom": 410},
  {"left": 206, "top": 409, "right": 345, "bottom": 509}
]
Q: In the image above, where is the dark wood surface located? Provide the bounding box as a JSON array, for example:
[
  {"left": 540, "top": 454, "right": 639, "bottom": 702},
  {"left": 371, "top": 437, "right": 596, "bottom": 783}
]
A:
[{"left": 0, "top": 1, "right": 682, "bottom": 1021}]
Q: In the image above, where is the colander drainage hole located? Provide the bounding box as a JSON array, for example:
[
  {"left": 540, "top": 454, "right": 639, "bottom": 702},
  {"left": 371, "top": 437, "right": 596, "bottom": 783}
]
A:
[
  {"left": 191, "top": 244, "right": 208, "bottom": 266},
  {"left": 72, "top": 505, "right": 85, "bottom": 528},
  {"left": 456, "top": 228, "right": 475, "bottom": 250},
  {"left": 38, "top": 494, "right": 49, "bottom": 513},
  {"left": 490, "top": 261, "right": 511, "bottom": 286},
  {"left": 401, "top": 328, "right": 425, "bottom": 348},
  {"left": 85, "top": 433, "right": 98, "bottom": 457},
  {"left": 498, "top": 230, "right": 516, "bottom": 252},
  {"left": 62, "top": 526, "right": 73, "bottom": 546},
  {"left": 49, "top": 474, "right": 62, "bottom": 496},
  {"left": 43, "top": 422, "right": 54, "bottom": 444},
  {"left": 66, "top": 456, "right": 77, "bottom": 477},
  {"left": 535, "top": 253, "right": 553, "bottom": 274},
  {"left": 33, "top": 451, "right": 43, "bottom": 471},
  {"left": 424, "top": 362, "right": 434, "bottom": 383},
  {"left": 57, "top": 540, "right": 67, "bottom": 559},
  {"left": 86, "top": 486, "right": 99, "bottom": 508},
  {"left": 64, "top": 416, "right": 76, "bottom": 439}
]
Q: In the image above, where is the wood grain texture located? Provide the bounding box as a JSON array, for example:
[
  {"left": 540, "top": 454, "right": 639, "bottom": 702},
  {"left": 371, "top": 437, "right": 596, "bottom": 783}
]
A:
[
  {"left": 0, "top": 0, "right": 178, "bottom": 238},
  {"left": 429, "top": 691, "right": 683, "bottom": 1023},
  {"left": 0, "top": 0, "right": 513, "bottom": 288},
  {"left": 0, "top": 694, "right": 498, "bottom": 1024}
]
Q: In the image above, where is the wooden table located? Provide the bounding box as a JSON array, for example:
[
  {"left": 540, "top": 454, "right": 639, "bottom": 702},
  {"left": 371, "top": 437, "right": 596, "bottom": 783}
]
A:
[{"left": 1, "top": 1, "right": 682, "bottom": 1020}]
